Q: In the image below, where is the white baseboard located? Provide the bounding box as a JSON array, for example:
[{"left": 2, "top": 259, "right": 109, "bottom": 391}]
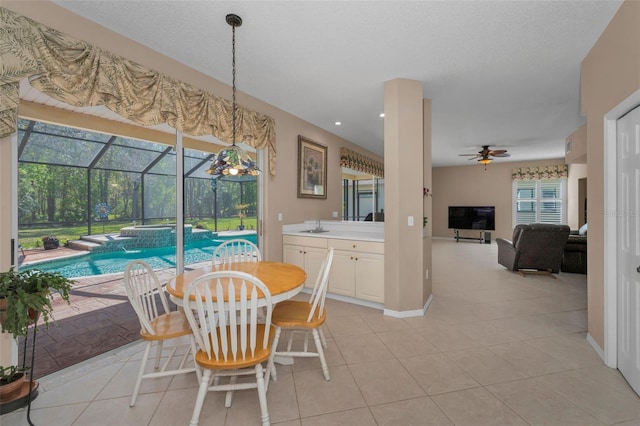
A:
[
  {"left": 301, "top": 288, "right": 385, "bottom": 311},
  {"left": 303, "top": 289, "right": 435, "bottom": 318},
  {"left": 384, "top": 294, "right": 434, "bottom": 318},
  {"left": 586, "top": 333, "right": 606, "bottom": 362}
]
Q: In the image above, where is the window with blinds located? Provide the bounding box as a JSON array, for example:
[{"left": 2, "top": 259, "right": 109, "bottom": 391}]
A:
[{"left": 513, "top": 178, "right": 566, "bottom": 226}]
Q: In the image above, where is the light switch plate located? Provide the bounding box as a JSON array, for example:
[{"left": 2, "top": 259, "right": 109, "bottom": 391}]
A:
[{"left": 408, "top": 216, "right": 414, "bottom": 226}]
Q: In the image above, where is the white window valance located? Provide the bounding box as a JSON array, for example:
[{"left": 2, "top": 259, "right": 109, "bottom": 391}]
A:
[{"left": 0, "top": 7, "right": 277, "bottom": 175}]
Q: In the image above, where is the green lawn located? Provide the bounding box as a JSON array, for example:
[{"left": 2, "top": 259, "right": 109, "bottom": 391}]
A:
[{"left": 19, "top": 217, "right": 257, "bottom": 249}]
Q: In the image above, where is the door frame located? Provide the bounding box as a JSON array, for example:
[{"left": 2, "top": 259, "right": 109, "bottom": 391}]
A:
[{"left": 603, "top": 88, "right": 640, "bottom": 368}]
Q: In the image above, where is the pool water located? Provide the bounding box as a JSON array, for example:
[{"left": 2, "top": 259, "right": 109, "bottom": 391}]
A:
[{"left": 22, "top": 236, "right": 257, "bottom": 279}]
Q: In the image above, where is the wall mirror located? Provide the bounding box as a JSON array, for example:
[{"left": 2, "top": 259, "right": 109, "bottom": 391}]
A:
[{"left": 342, "top": 168, "right": 385, "bottom": 221}]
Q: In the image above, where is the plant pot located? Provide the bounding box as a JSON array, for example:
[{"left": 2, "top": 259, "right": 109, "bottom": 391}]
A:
[
  {"left": 0, "top": 373, "right": 25, "bottom": 403},
  {"left": 0, "top": 298, "right": 5, "bottom": 325},
  {"left": 0, "top": 299, "right": 39, "bottom": 328},
  {"left": 238, "top": 225, "right": 245, "bottom": 231}
]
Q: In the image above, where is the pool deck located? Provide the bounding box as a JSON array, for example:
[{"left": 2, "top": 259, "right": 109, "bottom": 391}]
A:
[{"left": 18, "top": 246, "right": 90, "bottom": 267}]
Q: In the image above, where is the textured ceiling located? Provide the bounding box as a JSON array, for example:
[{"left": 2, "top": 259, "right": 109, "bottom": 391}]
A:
[{"left": 48, "top": 0, "right": 622, "bottom": 167}]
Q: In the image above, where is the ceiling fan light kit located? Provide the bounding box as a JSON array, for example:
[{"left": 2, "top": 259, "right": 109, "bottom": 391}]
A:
[{"left": 458, "top": 145, "right": 510, "bottom": 169}]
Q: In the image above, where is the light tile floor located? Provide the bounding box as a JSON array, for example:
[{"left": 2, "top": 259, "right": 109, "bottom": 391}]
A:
[{"left": 3, "top": 239, "right": 640, "bottom": 425}]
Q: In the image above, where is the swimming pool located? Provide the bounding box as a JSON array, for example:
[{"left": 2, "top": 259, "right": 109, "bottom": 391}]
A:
[{"left": 22, "top": 235, "right": 257, "bottom": 279}]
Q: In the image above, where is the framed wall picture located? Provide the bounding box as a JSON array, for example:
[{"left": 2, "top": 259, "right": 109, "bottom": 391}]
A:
[{"left": 297, "top": 136, "right": 327, "bottom": 199}]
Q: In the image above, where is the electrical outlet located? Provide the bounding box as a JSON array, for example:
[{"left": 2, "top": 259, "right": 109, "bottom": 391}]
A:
[
  {"left": 278, "top": 213, "right": 283, "bottom": 222},
  {"left": 332, "top": 211, "right": 338, "bottom": 218}
]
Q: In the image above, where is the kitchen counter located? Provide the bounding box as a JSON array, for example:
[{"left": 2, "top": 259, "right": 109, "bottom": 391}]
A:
[
  {"left": 283, "top": 221, "right": 385, "bottom": 305},
  {"left": 282, "top": 221, "right": 384, "bottom": 242}
]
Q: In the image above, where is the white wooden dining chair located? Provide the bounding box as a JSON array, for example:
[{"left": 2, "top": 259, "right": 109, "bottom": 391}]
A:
[
  {"left": 123, "top": 260, "right": 199, "bottom": 407},
  {"left": 212, "top": 238, "right": 262, "bottom": 265},
  {"left": 267, "top": 247, "right": 334, "bottom": 382},
  {"left": 182, "top": 271, "right": 274, "bottom": 426}
]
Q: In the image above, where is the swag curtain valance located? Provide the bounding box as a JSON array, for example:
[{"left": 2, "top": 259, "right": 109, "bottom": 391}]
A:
[
  {"left": 511, "top": 165, "right": 568, "bottom": 180},
  {"left": 0, "top": 7, "right": 277, "bottom": 176},
  {"left": 339, "top": 147, "right": 384, "bottom": 177}
]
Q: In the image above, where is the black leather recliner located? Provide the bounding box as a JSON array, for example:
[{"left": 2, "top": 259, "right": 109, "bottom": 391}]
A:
[
  {"left": 496, "top": 223, "right": 570, "bottom": 277},
  {"left": 562, "top": 234, "right": 587, "bottom": 274}
]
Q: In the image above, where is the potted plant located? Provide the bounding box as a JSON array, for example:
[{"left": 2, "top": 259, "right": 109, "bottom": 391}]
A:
[
  {"left": 41, "top": 236, "right": 59, "bottom": 250},
  {"left": 0, "top": 268, "right": 72, "bottom": 410},
  {"left": 0, "top": 267, "right": 73, "bottom": 337},
  {"left": 0, "top": 365, "right": 28, "bottom": 402},
  {"left": 236, "top": 203, "right": 250, "bottom": 230}
]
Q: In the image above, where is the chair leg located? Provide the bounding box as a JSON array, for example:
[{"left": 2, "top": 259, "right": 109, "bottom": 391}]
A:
[
  {"left": 255, "top": 363, "right": 270, "bottom": 426},
  {"left": 189, "top": 369, "right": 212, "bottom": 426},
  {"left": 225, "top": 375, "right": 237, "bottom": 407},
  {"left": 189, "top": 335, "right": 202, "bottom": 382},
  {"left": 266, "top": 326, "right": 282, "bottom": 385},
  {"left": 319, "top": 328, "right": 328, "bottom": 349},
  {"left": 130, "top": 340, "right": 152, "bottom": 407},
  {"left": 312, "top": 329, "right": 330, "bottom": 381},
  {"left": 286, "top": 330, "right": 295, "bottom": 352},
  {"left": 154, "top": 340, "right": 163, "bottom": 369}
]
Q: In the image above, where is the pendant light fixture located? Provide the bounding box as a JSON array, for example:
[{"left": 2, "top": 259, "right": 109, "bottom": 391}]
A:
[{"left": 207, "top": 14, "right": 260, "bottom": 179}]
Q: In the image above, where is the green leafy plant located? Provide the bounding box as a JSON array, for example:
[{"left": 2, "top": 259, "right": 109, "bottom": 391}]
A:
[
  {"left": 0, "top": 365, "right": 27, "bottom": 386},
  {"left": 0, "top": 268, "right": 73, "bottom": 337}
]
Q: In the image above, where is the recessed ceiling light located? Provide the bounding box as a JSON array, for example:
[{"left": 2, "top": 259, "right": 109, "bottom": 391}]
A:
[
  {"left": 335, "top": 121, "right": 342, "bottom": 126},
  {"left": 379, "top": 113, "right": 385, "bottom": 118}
]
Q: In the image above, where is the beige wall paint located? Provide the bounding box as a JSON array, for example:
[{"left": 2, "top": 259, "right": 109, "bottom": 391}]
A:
[
  {"left": 432, "top": 159, "right": 569, "bottom": 241},
  {"left": 0, "top": 135, "right": 18, "bottom": 366},
  {"left": 2, "top": 1, "right": 383, "bottom": 262},
  {"left": 423, "top": 99, "right": 433, "bottom": 303},
  {"left": 565, "top": 124, "right": 587, "bottom": 164},
  {"left": 383, "top": 79, "right": 428, "bottom": 312},
  {"left": 580, "top": 0, "right": 640, "bottom": 350},
  {"left": 567, "top": 163, "right": 587, "bottom": 230}
]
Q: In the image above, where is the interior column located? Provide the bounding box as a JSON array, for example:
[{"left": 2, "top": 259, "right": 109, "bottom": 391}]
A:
[
  {"left": 0, "top": 133, "right": 18, "bottom": 365},
  {"left": 383, "top": 79, "right": 432, "bottom": 315}
]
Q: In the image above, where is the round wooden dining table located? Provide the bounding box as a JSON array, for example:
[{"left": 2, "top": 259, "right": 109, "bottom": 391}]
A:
[{"left": 166, "top": 261, "right": 307, "bottom": 305}]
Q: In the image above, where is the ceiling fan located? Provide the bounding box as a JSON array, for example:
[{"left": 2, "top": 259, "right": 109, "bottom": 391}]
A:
[{"left": 459, "top": 145, "right": 510, "bottom": 166}]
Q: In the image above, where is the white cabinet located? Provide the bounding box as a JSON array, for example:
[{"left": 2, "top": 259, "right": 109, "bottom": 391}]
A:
[
  {"left": 328, "top": 239, "right": 384, "bottom": 303},
  {"left": 283, "top": 236, "right": 327, "bottom": 289}
]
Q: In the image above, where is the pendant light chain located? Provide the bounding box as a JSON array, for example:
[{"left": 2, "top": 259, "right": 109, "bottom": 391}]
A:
[
  {"left": 206, "top": 13, "right": 259, "bottom": 179},
  {"left": 231, "top": 21, "right": 237, "bottom": 146}
]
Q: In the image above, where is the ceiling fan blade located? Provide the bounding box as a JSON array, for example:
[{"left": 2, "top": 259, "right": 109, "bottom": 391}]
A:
[
  {"left": 488, "top": 149, "right": 507, "bottom": 155},
  {"left": 458, "top": 154, "right": 479, "bottom": 157},
  {"left": 491, "top": 153, "right": 510, "bottom": 158}
]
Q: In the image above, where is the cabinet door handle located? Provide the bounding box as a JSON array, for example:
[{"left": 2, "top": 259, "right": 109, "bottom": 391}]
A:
[
  {"left": 355, "top": 257, "right": 358, "bottom": 261},
  {"left": 350, "top": 256, "right": 353, "bottom": 260},
  {"left": 353, "top": 244, "right": 356, "bottom": 248}
]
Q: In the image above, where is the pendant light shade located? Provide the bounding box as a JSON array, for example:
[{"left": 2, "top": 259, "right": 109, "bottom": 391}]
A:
[
  {"left": 208, "top": 145, "right": 260, "bottom": 176},
  {"left": 207, "top": 13, "right": 260, "bottom": 179}
]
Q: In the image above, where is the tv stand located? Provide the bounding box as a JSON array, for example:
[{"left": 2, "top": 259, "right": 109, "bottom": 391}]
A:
[{"left": 454, "top": 229, "right": 489, "bottom": 244}]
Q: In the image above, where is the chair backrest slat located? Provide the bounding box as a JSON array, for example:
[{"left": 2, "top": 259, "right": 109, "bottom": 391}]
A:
[
  {"left": 213, "top": 239, "right": 262, "bottom": 265},
  {"left": 124, "top": 260, "right": 170, "bottom": 335},
  {"left": 183, "top": 271, "right": 272, "bottom": 363},
  {"left": 307, "top": 248, "right": 334, "bottom": 323}
]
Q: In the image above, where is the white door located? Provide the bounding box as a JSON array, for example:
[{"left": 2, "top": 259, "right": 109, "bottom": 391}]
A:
[{"left": 617, "top": 105, "right": 640, "bottom": 395}]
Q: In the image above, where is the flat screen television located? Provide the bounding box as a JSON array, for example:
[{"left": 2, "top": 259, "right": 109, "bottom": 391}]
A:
[{"left": 448, "top": 206, "right": 495, "bottom": 230}]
